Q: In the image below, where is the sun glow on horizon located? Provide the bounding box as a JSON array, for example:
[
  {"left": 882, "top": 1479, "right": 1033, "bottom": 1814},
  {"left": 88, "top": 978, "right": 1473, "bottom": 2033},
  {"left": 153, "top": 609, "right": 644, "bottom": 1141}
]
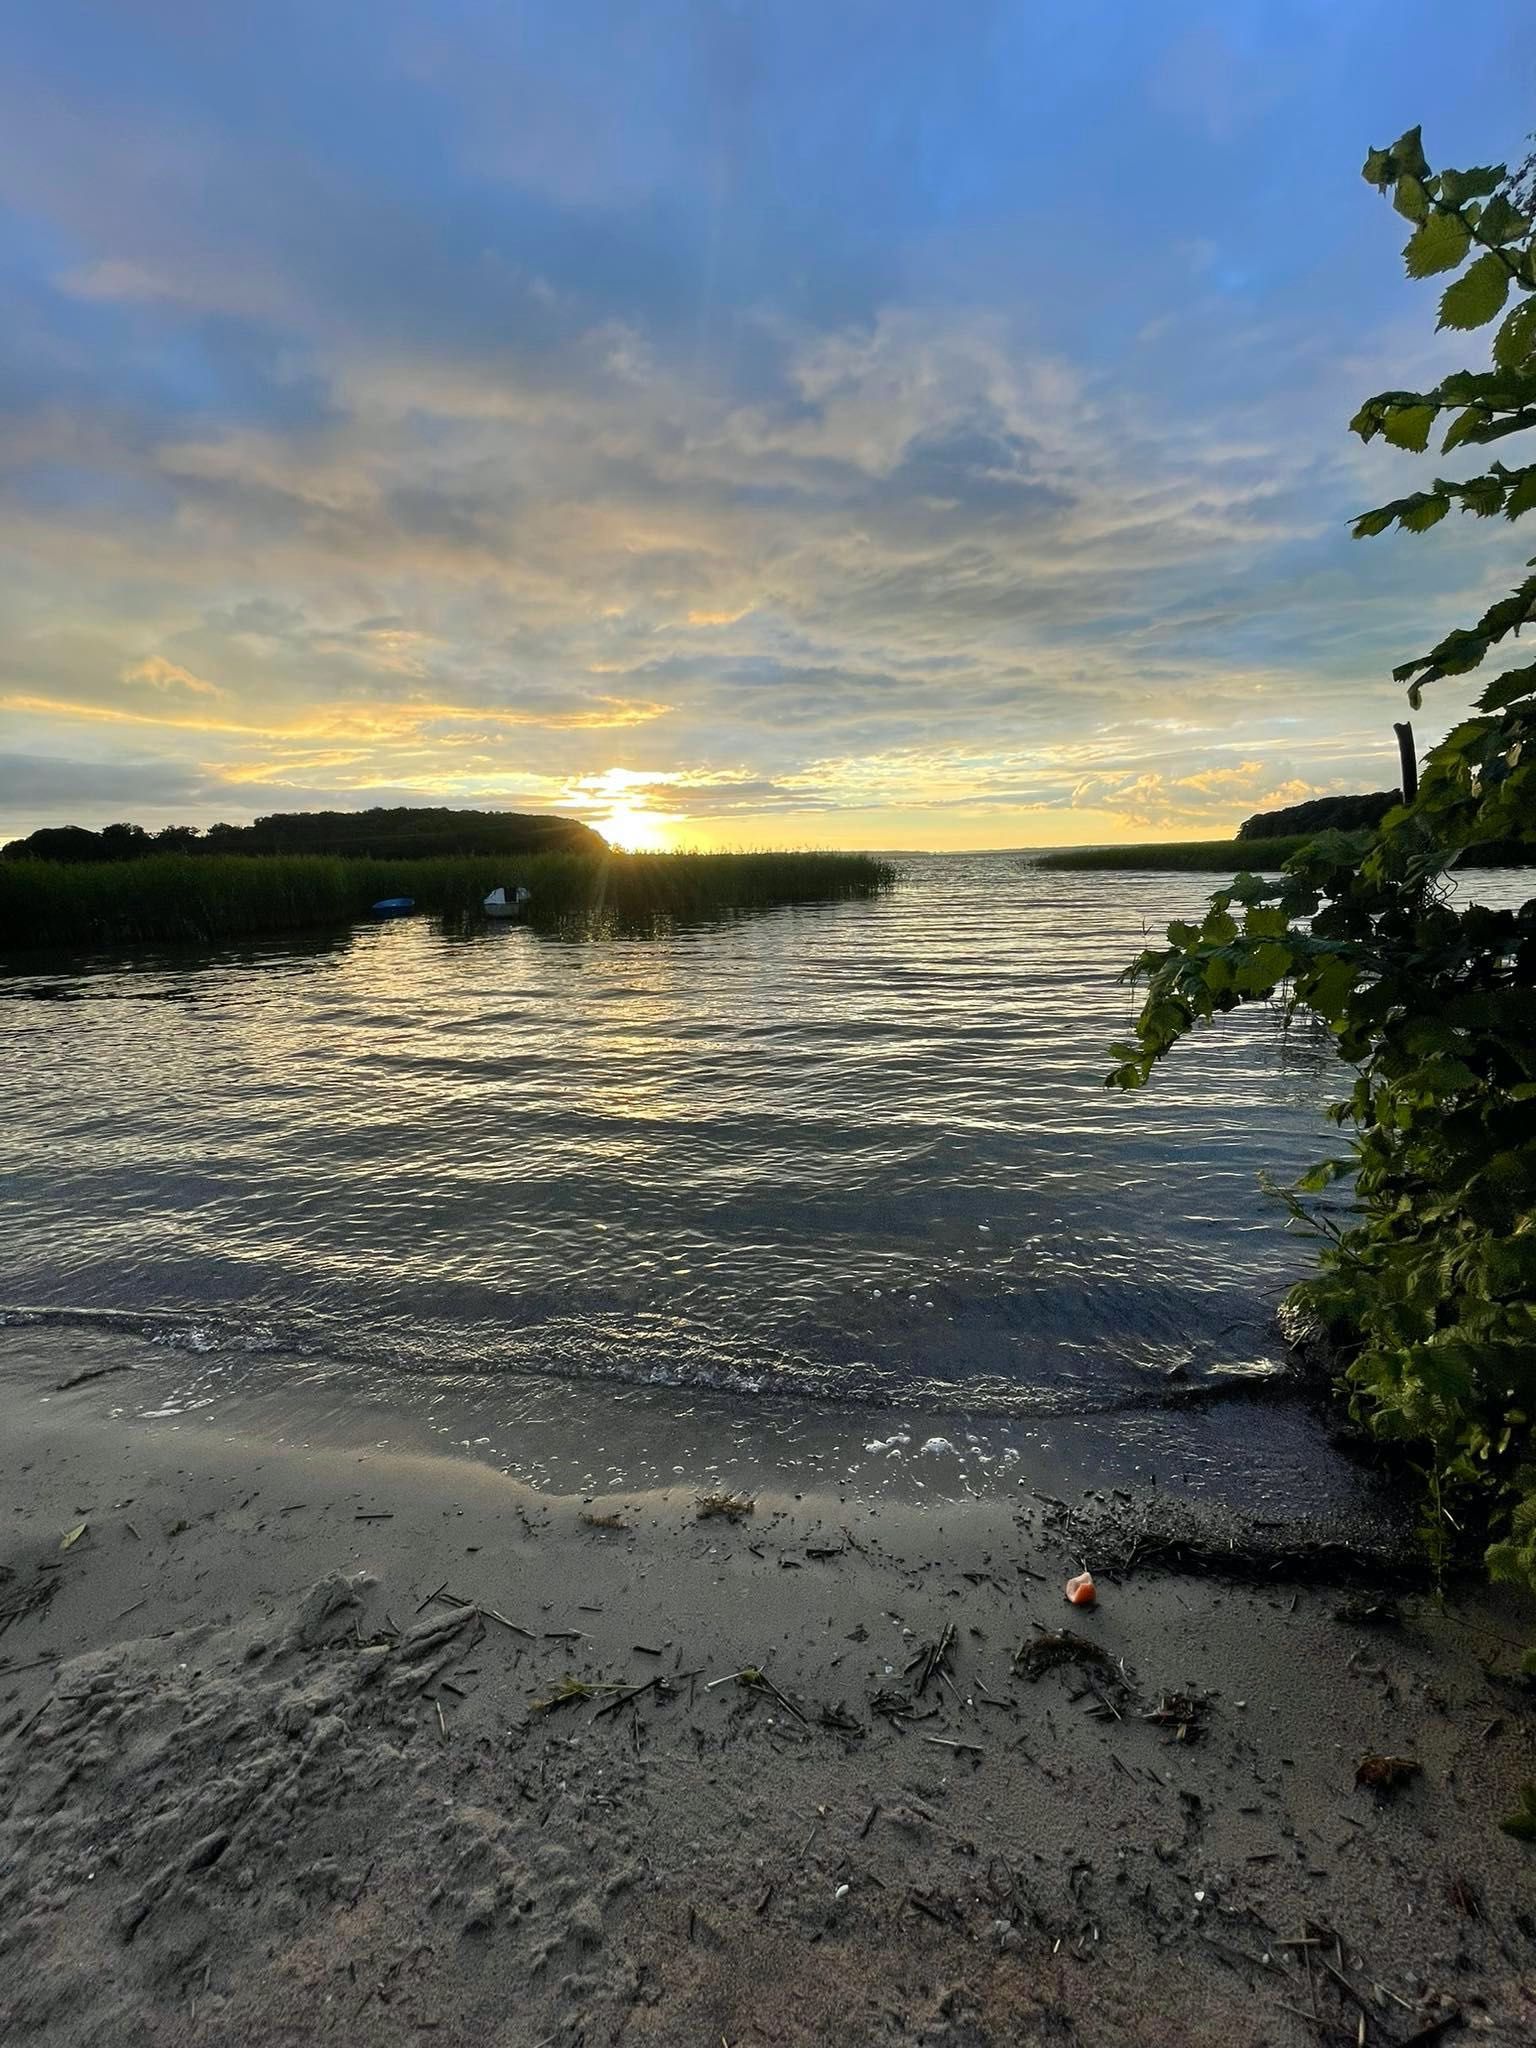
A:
[{"left": 601, "top": 800, "right": 674, "bottom": 852}]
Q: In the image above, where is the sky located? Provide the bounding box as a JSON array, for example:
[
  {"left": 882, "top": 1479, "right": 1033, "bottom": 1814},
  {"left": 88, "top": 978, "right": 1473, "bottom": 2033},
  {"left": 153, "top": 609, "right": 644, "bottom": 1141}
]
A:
[{"left": 1, "top": 3, "right": 1534, "bottom": 852}]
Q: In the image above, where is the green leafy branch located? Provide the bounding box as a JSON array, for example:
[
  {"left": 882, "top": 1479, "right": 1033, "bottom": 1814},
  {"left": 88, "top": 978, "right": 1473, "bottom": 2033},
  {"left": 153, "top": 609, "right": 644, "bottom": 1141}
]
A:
[
  {"left": 1391, "top": 573, "right": 1536, "bottom": 703},
  {"left": 1109, "top": 128, "right": 1536, "bottom": 1751},
  {"left": 1351, "top": 461, "right": 1536, "bottom": 539}
]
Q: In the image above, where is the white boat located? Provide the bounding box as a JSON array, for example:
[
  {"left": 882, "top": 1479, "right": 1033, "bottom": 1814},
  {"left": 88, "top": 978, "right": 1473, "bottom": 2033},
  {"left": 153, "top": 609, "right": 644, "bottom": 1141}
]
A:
[{"left": 483, "top": 885, "right": 531, "bottom": 920}]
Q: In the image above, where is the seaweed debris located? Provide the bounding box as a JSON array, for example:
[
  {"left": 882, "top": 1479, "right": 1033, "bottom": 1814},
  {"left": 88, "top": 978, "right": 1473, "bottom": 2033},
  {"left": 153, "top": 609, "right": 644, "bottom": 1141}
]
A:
[
  {"left": 1028, "top": 1492, "right": 1418, "bottom": 1588},
  {"left": 1014, "top": 1628, "right": 1117, "bottom": 1681},
  {"left": 905, "top": 1620, "right": 958, "bottom": 1697},
  {"left": 696, "top": 1493, "right": 755, "bottom": 1522},
  {"left": 530, "top": 1676, "right": 629, "bottom": 1714}
]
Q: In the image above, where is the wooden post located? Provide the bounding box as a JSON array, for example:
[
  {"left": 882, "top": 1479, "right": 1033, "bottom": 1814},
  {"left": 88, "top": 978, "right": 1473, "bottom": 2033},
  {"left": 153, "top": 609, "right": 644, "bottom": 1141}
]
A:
[{"left": 1393, "top": 720, "right": 1418, "bottom": 804}]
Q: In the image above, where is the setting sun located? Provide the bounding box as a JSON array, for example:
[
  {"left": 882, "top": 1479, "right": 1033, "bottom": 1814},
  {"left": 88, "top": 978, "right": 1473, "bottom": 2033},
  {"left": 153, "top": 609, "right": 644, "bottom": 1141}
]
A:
[{"left": 600, "top": 800, "right": 673, "bottom": 852}]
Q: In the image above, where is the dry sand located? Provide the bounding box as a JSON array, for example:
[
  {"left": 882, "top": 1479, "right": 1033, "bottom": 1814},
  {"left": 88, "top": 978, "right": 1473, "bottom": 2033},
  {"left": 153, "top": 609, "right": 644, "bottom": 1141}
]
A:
[{"left": 2, "top": 1334, "right": 1534, "bottom": 2047}]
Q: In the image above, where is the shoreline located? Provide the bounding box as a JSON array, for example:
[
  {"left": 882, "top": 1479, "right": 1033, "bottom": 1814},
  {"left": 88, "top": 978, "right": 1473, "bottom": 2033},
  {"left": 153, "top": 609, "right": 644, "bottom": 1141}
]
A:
[
  {"left": 0, "top": 1298, "right": 1323, "bottom": 1424},
  {"left": 0, "top": 1319, "right": 1402, "bottom": 1538},
  {"left": 3, "top": 1340, "right": 1533, "bottom": 2045}
]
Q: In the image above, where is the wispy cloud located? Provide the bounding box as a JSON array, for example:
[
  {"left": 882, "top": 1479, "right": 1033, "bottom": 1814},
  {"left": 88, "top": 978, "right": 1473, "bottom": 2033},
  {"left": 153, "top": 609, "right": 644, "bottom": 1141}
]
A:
[
  {"left": 2, "top": 692, "right": 671, "bottom": 741},
  {"left": 121, "top": 656, "right": 224, "bottom": 698}
]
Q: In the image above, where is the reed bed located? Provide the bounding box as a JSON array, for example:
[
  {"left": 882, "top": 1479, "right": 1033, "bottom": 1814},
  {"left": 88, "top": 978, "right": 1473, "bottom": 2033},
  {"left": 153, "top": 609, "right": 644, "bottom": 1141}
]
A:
[
  {"left": 1034, "top": 835, "right": 1529, "bottom": 874},
  {"left": 1032, "top": 836, "right": 1311, "bottom": 873},
  {"left": 0, "top": 849, "right": 895, "bottom": 951}
]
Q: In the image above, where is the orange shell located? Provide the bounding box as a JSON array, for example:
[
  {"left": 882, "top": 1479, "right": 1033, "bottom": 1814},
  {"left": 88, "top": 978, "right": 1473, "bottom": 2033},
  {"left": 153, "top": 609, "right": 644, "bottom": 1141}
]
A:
[{"left": 1065, "top": 1571, "right": 1097, "bottom": 1607}]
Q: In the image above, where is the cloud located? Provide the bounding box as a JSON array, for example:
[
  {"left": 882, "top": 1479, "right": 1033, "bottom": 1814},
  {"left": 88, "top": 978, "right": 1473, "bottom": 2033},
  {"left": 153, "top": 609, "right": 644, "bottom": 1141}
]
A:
[
  {"left": 0, "top": 751, "right": 206, "bottom": 816},
  {"left": 122, "top": 656, "right": 224, "bottom": 697},
  {"left": 58, "top": 259, "right": 194, "bottom": 306},
  {"left": 685, "top": 606, "right": 753, "bottom": 628},
  {"left": 1, "top": 692, "right": 671, "bottom": 741},
  {"left": 1066, "top": 760, "right": 1337, "bottom": 831}
]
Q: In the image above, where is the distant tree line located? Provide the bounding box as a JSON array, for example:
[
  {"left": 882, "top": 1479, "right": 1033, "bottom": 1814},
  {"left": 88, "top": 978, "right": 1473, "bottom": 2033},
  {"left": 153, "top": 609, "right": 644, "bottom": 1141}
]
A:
[
  {"left": 1, "top": 806, "right": 609, "bottom": 864},
  {"left": 1237, "top": 791, "right": 1400, "bottom": 839},
  {"left": 1239, "top": 790, "right": 1524, "bottom": 862}
]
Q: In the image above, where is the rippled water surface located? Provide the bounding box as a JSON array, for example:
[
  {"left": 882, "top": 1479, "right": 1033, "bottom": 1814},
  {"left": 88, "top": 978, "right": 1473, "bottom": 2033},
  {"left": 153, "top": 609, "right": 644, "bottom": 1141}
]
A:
[{"left": 1, "top": 853, "right": 1458, "bottom": 1414}]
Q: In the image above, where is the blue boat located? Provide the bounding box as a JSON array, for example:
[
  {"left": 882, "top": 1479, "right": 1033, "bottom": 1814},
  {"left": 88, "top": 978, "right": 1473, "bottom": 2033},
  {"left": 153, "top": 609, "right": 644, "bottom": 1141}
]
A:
[{"left": 370, "top": 896, "right": 415, "bottom": 917}]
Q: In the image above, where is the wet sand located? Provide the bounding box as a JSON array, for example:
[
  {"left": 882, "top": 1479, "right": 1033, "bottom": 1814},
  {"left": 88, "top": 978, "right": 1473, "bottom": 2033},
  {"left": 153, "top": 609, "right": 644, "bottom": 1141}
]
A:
[{"left": 2, "top": 1336, "right": 1534, "bottom": 2047}]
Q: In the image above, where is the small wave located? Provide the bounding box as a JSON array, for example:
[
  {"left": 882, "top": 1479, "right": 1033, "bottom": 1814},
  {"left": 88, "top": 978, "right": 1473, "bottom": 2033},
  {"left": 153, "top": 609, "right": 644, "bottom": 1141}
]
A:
[
  {"left": 0, "top": 1304, "right": 286, "bottom": 1355},
  {"left": 0, "top": 1299, "right": 1291, "bottom": 1421}
]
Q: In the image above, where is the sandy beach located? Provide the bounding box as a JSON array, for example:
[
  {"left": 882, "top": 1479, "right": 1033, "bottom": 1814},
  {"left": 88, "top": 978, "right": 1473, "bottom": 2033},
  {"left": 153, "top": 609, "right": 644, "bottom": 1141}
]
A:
[{"left": 2, "top": 1330, "right": 1533, "bottom": 2047}]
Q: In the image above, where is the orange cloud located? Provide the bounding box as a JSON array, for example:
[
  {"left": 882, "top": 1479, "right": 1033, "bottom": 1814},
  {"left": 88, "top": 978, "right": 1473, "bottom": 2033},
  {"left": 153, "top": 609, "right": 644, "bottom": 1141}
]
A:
[
  {"left": 3, "top": 691, "right": 672, "bottom": 741},
  {"left": 122, "top": 656, "right": 225, "bottom": 697},
  {"left": 209, "top": 751, "right": 373, "bottom": 785},
  {"left": 685, "top": 605, "right": 753, "bottom": 627},
  {"left": 1175, "top": 758, "right": 1268, "bottom": 796}
]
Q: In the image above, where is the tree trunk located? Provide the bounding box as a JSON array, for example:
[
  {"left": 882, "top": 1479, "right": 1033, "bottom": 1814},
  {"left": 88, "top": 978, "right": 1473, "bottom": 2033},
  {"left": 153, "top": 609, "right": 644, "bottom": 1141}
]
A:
[{"left": 1393, "top": 721, "right": 1418, "bottom": 804}]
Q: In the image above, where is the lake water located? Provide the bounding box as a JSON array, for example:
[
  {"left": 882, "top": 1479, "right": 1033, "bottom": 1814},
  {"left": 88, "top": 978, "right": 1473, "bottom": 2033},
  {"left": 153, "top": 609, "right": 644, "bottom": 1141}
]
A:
[{"left": 3, "top": 852, "right": 1491, "bottom": 1421}]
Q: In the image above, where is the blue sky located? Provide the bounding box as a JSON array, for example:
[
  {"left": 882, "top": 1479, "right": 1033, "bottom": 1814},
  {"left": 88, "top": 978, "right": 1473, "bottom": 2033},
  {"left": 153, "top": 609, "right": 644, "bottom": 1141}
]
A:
[{"left": 1, "top": 1, "right": 1533, "bottom": 848}]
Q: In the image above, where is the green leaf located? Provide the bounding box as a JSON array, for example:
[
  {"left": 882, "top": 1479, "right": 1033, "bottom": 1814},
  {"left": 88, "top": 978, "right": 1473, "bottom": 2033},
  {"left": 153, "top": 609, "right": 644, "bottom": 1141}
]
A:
[
  {"left": 1437, "top": 164, "right": 1505, "bottom": 206},
  {"left": 1402, "top": 1058, "right": 1479, "bottom": 1098},
  {"left": 1401, "top": 1019, "right": 1460, "bottom": 1059},
  {"left": 1477, "top": 194, "right": 1530, "bottom": 247},
  {"left": 1506, "top": 468, "right": 1536, "bottom": 522},
  {"left": 1458, "top": 473, "right": 1507, "bottom": 517},
  {"left": 1438, "top": 253, "right": 1512, "bottom": 332},
  {"left": 1404, "top": 209, "right": 1470, "bottom": 277},
  {"left": 1475, "top": 661, "right": 1536, "bottom": 712},
  {"left": 1436, "top": 369, "right": 1503, "bottom": 402},
  {"left": 60, "top": 1522, "right": 87, "bottom": 1551},
  {"left": 1350, "top": 399, "right": 1386, "bottom": 442},
  {"left": 1398, "top": 493, "right": 1450, "bottom": 532},
  {"left": 1390, "top": 127, "right": 1429, "bottom": 181},
  {"left": 1493, "top": 299, "right": 1536, "bottom": 372},
  {"left": 1440, "top": 406, "right": 1483, "bottom": 453},
  {"left": 1393, "top": 174, "right": 1430, "bottom": 223},
  {"left": 1456, "top": 406, "right": 1536, "bottom": 449},
  {"left": 1296, "top": 1158, "right": 1352, "bottom": 1193},
  {"left": 1302, "top": 955, "right": 1359, "bottom": 1019},
  {"left": 1236, "top": 942, "right": 1293, "bottom": 994},
  {"left": 1352, "top": 506, "right": 1396, "bottom": 538},
  {"left": 1382, "top": 404, "right": 1436, "bottom": 452}
]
